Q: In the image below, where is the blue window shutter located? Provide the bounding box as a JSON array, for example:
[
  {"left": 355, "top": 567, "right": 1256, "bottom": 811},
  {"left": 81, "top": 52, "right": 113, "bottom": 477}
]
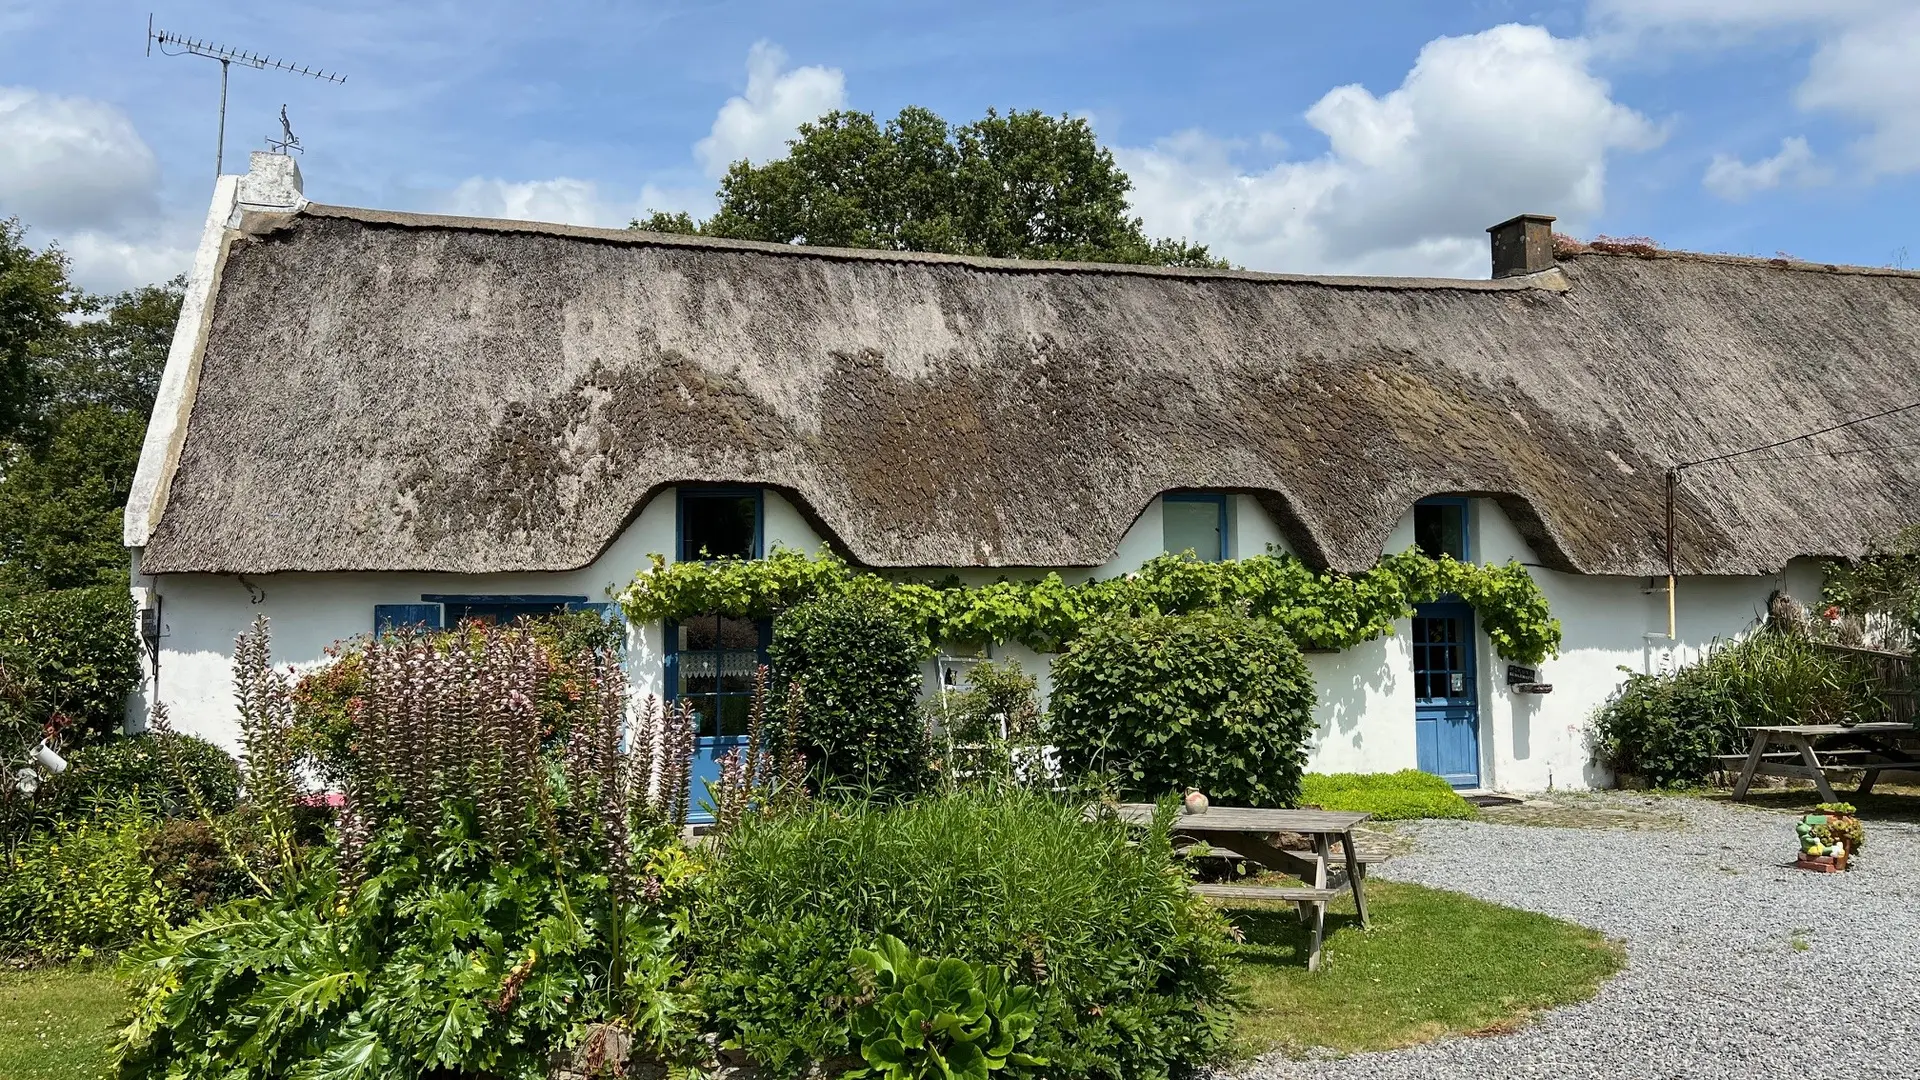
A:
[
  {"left": 566, "top": 601, "right": 621, "bottom": 624},
  {"left": 374, "top": 603, "right": 442, "bottom": 634}
]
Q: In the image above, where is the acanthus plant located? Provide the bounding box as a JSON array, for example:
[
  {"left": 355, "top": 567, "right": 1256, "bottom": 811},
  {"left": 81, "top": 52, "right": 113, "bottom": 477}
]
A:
[{"left": 119, "top": 618, "right": 707, "bottom": 1080}]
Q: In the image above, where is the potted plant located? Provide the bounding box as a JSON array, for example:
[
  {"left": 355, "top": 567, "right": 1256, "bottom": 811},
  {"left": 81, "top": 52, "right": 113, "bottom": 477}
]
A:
[{"left": 1794, "top": 802, "right": 1866, "bottom": 872}]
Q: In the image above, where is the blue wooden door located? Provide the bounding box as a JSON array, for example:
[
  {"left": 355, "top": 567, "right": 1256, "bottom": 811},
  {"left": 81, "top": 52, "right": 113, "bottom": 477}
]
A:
[
  {"left": 666, "top": 614, "right": 768, "bottom": 824},
  {"left": 1413, "top": 603, "right": 1480, "bottom": 788}
]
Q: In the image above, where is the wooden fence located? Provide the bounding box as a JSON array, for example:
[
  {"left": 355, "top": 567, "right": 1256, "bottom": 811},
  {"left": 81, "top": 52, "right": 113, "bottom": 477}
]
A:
[{"left": 1822, "top": 644, "right": 1917, "bottom": 726}]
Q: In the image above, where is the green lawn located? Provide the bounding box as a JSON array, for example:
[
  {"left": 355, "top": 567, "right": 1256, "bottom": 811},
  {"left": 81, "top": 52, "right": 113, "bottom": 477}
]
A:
[
  {"left": 0, "top": 967, "right": 124, "bottom": 1080},
  {"left": 1298, "top": 770, "right": 1479, "bottom": 821},
  {"left": 1222, "top": 880, "right": 1624, "bottom": 1058}
]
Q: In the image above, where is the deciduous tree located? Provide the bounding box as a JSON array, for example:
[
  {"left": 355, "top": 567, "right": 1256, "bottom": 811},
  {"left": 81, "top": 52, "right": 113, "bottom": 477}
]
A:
[{"left": 635, "top": 107, "right": 1223, "bottom": 268}]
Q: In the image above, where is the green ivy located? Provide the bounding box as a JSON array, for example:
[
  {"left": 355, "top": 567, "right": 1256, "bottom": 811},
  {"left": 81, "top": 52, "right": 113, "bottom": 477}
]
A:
[{"left": 619, "top": 548, "right": 1562, "bottom": 665}]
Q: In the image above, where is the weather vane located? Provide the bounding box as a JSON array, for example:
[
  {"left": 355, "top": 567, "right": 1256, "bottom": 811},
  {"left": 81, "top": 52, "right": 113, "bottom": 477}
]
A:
[{"left": 267, "top": 105, "right": 303, "bottom": 155}]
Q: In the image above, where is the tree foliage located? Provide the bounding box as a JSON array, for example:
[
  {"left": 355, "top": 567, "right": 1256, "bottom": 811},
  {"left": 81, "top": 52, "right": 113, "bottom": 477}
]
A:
[
  {"left": 0, "top": 226, "right": 180, "bottom": 592},
  {"left": 635, "top": 107, "right": 1223, "bottom": 268},
  {"left": 0, "top": 217, "right": 77, "bottom": 441}
]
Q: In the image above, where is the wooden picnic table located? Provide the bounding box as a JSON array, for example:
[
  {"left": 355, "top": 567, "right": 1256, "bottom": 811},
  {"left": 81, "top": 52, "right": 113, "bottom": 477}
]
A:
[
  {"left": 1729, "top": 723, "right": 1920, "bottom": 802},
  {"left": 1108, "top": 804, "right": 1369, "bottom": 971}
]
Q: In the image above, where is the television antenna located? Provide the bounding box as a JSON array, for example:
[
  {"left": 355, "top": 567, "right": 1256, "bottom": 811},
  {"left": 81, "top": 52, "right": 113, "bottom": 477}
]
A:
[{"left": 146, "top": 13, "right": 345, "bottom": 179}]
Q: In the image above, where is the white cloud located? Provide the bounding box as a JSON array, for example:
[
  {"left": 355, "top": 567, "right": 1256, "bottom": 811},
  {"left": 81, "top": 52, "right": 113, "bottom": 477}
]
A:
[
  {"left": 440, "top": 176, "right": 618, "bottom": 226},
  {"left": 0, "top": 85, "right": 196, "bottom": 292},
  {"left": 1593, "top": 0, "right": 1920, "bottom": 177},
  {"left": 693, "top": 41, "right": 845, "bottom": 180},
  {"left": 434, "top": 176, "right": 711, "bottom": 229},
  {"left": 431, "top": 40, "right": 834, "bottom": 230},
  {"left": 1702, "top": 136, "right": 1830, "bottom": 201},
  {"left": 0, "top": 86, "right": 159, "bottom": 231},
  {"left": 60, "top": 228, "right": 197, "bottom": 294},
  {"left": 1116, "top": 24, "right": 1661, "bottom": 277}
]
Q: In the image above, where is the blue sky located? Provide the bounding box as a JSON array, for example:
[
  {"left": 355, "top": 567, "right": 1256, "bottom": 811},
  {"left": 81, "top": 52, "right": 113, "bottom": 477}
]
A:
[{"left": 4, "top": 0, "right": 1918, "bottom": 291}]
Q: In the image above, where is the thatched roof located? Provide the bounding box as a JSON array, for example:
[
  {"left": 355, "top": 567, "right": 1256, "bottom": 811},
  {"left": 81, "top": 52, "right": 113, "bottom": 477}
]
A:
[{"left": 134, "top": 202, "right": 1920, "bottom": 577}]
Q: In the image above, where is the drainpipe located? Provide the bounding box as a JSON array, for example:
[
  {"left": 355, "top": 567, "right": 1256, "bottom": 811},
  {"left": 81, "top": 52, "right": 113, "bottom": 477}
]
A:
[{"left": 1664, "top": 468, "right": 1677, "bottom": 640}]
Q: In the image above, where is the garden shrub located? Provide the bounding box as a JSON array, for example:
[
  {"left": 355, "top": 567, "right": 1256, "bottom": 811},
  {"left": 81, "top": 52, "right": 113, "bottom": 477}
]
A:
[
  {"left": 140, "top": 815, "right": 261, "bottom": 921},
  {"left": 117, "top": 619, "right": 704, "bottom": 1080},
  {"left": 1590, "top": 626, "right": 1884, "bottom": 787},
  {"left": 47, "top": 730, "right": 240, "bottom": 819},
  {"left": 770, "top": 593, "right": 931, "bottom": 796},
  {"left": 693, "top": 788, "right": 1235, "bottom": 1080},
  {"left": 1049, "top": 611, "right": 1316, "bottom": 806},
  {"left": 1298, "top": 770, "right": 1478, "bottom": 821},
  {"left": 0, "top": 808, "right": 172, "bottom": 961},
  {"left": 0, "top": 585, "right": 142, "bottom": 744}
]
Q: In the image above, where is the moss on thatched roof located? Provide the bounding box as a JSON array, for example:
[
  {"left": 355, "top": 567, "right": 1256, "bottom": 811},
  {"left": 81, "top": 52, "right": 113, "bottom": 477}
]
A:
[{"left": 136, "top": 203, "right": 1920, "bottom": 576}]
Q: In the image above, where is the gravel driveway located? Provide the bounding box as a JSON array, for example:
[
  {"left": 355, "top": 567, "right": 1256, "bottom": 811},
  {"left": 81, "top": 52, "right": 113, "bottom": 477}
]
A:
[{"left": 1220, "top": 794, "right": 1920, "bottom": 1080}]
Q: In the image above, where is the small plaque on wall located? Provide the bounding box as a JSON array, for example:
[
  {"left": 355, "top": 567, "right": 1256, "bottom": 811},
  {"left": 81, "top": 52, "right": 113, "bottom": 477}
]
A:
[{"left": 1506, "top": 664, "right": 1552, "bottom": 694}]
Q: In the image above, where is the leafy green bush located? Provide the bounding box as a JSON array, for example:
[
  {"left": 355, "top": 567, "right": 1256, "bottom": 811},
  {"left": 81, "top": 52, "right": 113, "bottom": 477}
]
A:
[
  {"left": 0, "top": 809, "right": 171, "bottom": 962},
  {"left": 0, "top": 585, "right": 142, "bottom": 744},
  {"left": 1049, "top": 611, "right": 1316, "bottom": 806},
  {"left": 1824, "top": 524, "right": 1920, "bottom": 645},
  {"left": 1298, "top": 770, "right": 1478, "bottom": 821},
  {"left": 847, "top": 934, "right": 1045, "bottom": 1080},
  {"left": 47, "top": 731, "right": 239, "bottom": 819},
  {"left": 693, "top": 788, "right": 1234, "bottom": 1080},
  {"left": 1590, "top": 628, "right": 1884, "bottom": 787},
  {"left": 770, "top": 594, "right": 930, "bottom": 796}
]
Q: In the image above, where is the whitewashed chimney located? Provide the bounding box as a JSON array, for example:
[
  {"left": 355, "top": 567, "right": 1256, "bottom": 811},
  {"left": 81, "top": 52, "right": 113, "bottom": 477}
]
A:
[{"left": 237, "top": 150, "right": 305, "bottom": 212}]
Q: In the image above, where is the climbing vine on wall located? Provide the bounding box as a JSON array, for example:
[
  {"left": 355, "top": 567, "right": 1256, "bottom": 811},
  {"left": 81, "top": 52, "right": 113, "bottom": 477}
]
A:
[{"left": 618, "top": 548, "right": 1563, "bottom": 665}]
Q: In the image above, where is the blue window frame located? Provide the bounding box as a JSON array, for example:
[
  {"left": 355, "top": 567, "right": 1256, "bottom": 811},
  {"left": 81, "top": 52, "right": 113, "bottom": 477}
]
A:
[
  {"left": 1414, "top": 497, "right": 1471, "bottom": 563},
  {"left": 676, "top": 487, "right": 764, "bottom": 562},
  {"left": 376, "top": 596, "right": 614, "bottom": 633},
  {"left": 669, "top": 487, "right": 769, "bottom": 822},
  {"left": 1163, "top": 492, "right": 1229, "bottom": 562},
  {"left": 665, "top": 614, "right": 772, "bottom": 740}
]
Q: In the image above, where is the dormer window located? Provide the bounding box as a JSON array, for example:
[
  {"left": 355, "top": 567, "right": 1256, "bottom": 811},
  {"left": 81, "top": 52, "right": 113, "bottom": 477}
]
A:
[
  {"left": 1414, "top": 497, "right": 1469, "bottom": 562},
  {"left": 1163, "top": 493, "right": 1228, "bottom": 562},
  {"left": 678, "top": 488, "right": 762, "bottom": 561}
]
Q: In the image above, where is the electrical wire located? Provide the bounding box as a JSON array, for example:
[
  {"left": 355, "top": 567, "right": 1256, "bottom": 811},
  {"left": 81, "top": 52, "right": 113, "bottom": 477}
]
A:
[
  {"left": 1675, "top": 398, "right": 1920, "bottom": 471},
  {"left": 1702, "top": 439, "right": 1920, "bottom": 466}
]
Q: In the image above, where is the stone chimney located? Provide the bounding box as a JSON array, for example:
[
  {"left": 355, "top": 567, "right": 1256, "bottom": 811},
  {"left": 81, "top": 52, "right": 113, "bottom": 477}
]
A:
[
  {"left": 1486, "top": 213, "right": 1556, "bottom": 278},
  {"left": 237, "top": 151, "right": 305, "bottom": 212}
]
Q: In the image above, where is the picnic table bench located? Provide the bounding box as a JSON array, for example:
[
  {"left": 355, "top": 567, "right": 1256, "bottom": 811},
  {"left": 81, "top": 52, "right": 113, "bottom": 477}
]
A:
[
  {"left": 1726, "top": 723, "right": 1920, "bottom": 802},
  {"left": 1108, "top": 804, "right": 1369, "bottom": 971}
]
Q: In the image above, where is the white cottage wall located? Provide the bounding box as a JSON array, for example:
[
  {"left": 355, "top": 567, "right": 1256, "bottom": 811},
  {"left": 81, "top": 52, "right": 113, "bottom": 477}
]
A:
[
  {"left": 138, "top": 487, "right": 1824, "bottom": 795},
  {"left": 136, "top": 488, "right": 825, "bottom": 752}
]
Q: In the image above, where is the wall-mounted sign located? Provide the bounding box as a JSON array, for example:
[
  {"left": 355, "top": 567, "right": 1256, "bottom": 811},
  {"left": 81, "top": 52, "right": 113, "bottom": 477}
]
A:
[{"left": 1506, "top": 664, "right": 1553, "bottom": 694}]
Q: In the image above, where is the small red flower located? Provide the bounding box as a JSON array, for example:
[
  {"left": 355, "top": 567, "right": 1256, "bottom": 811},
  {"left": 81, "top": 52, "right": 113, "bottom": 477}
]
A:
[{"left": 1822, "top": 605, "right": 1841, "bottom": 622}]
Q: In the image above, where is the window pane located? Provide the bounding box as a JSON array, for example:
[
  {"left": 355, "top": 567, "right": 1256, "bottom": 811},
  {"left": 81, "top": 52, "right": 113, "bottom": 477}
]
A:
[
  {"left": 683, "top": 614, "right": 759, "bottom": 651},
  {"left": 1414, "top": 503, "right": 1466, "bottom": 561},
  {"left": 715, "top": 696, "right": 752, "bottom": 738},
  {"left": 1163, "top": 498, "right": 1223, "bottom": 561},
  {"left": 682, "top": 494, "right": 758, "bottom": 560},
  {"left": 718, "top": 650, "right": 761, "bottom": 694},
  {"left": 677, "top": 652, "right": 719, "bottom": 696}
]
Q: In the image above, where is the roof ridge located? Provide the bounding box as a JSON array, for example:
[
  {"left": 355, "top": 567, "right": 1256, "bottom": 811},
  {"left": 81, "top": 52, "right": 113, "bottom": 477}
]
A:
[
  {"left": 289, "top": 202, "right": 1568, "bottom": 293},
  {"left": 1557, "top": 242, "right": 1920, "bottom": 279}
]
